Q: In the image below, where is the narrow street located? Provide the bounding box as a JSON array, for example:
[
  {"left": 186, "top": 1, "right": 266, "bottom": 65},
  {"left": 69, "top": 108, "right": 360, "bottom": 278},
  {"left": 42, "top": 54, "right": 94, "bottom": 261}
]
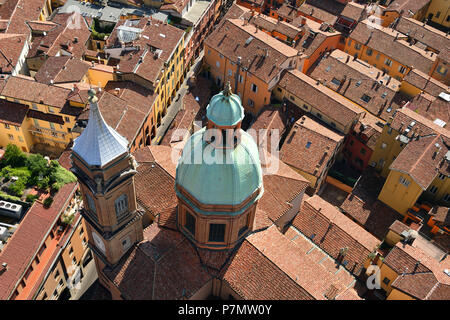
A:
[{"left": 152, "top": 52, "right": 204, "bottom": 145}]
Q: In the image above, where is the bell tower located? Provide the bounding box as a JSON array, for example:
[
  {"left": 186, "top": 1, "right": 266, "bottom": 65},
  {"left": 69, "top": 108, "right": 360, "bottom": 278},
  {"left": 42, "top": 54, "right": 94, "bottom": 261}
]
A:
[{"left": 71, "top": 89, "right": 143, "bottom": 273}]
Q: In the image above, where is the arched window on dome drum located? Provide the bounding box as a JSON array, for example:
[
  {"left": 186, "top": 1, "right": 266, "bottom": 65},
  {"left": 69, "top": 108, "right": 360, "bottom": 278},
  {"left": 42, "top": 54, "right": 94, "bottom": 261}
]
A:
[
  {"left": 185, "top": 211, "right": 196, "bottom": 236},
  {"left": 114, "top": 194, "right": 128, "bottom": 222},
  {"left": 209, "top": 223, "right": 225, "bottom": 242}
]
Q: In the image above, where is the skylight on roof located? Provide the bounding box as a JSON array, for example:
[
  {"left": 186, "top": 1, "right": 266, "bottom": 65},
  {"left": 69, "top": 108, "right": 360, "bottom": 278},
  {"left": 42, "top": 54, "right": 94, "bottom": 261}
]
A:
[
  {"left": 356, "top": 81, "right": 362, "bottom": 87},
  {"left": 306, "top": 142, "right": 312, "bottom": 149},
  {"left": 331, "top": 78, "right": 341, "bottom": 86}
]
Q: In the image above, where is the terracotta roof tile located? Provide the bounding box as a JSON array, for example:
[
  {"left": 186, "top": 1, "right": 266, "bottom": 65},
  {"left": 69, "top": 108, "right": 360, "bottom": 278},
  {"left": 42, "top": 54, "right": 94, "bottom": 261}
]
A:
[
  {"left": 276, "top": 3, "right": 300, "bottom": 22},
  {"left": 104, "top": 224, "right": 213, "bottom": 300},
  {"left": 1, "top": 76, "right": 71, "bottom": 108},
  {"left": 241, "top": 225, "right": 363, "bottom": 299},
  {"left": 389, "top": 134, "right": 449, "bottom": 189},
  {"left": 35, "top": 56, "right": 90, "bottom": 85},
  {"left": 349, "top": 20, "right": 436, "bottom": 75},
  {"left": 394, "top": 17, "right": 450, "bottom": 55},
  {"left": 403, "top": 68, "right": 449, "bottom": 97},
  {"left": 385, "top": 0, "right": 431, "bottom": 15},
  {"left": 389, "top": 220, "right": 410, "bottom": 235},
  {"left": 27, "top": 109, "right": 64, "bottom": 125},
  {"left": 0, "top": 34, "right": 27, "bottom": 73},
  {"left": 221, "top": 240, "right": 314, "bottom": 300},
  {"left": 298, "top": 2, "right": 339, "bottom": 25},
  {"left": 426, "top": 283, "right": 450, "bottom": 300},
  {"left": 0, "top": 182, "right": 77, "bottom": 299},
  {"left": 281, "top": 115, "right": 344, "bottom": 178},
  {"left": 405, "top": 95, "right": 450, "bottom": 125},
  {"left": 105, "top": 18, "right": 184, "bottom": 85},
  {"left": 160, "top": 78, "right": 211, "bottom": 147},
  {"left": 384, "top": 244, "right": 432, "bottom": 275},
  {"left": 278, "top": 69, "right": 362, "bottom": 128},
  {"left": 205, "top": 18, "right": 298, "bottom": 84},
  {"left": 27, "top": 12, "right": 91, "bottom": 60},
  {"left": 429, "top": 206, "right": 450, "bottom": 227},
  {"left": 261, "top": 161, "right": 309, "bottom": 223},
  {"left": 391, "top": 272, "right": 439, "bottom": 299},
  {"left": 160, "top": 0, "right": 190, "bottom": 15},
  {"left": 0, "top": 0, "right": 47, "bottom": 34},
  {"left": 132, "top": 147, "right": 178, "bottom": 220},
  {"left": 390, "top": 107, "right": 450, "bottom": 142},
  {"left": 293, "top": 195, "right": 380, "bottom": 276},
  {"left": 0, "top": 98, "right": 28, "bottom": 126},
  {"left": 250, "top": 105, "right": 287, "bottom": 152},
  {"left": 25, "top": 20, "right": 58, "bottom": 34},
  {"left": 309, "top": 49, "right": 403, "bottom": 120},
  {"left": 338, "top": 168, "right": 404, "bottom": 239}
]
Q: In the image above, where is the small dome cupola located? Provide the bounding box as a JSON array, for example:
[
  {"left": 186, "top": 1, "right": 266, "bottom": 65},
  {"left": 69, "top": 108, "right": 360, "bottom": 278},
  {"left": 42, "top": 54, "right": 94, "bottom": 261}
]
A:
[
  {"left": 206, "top": 82, "right": 244, "bottom": 128},
  {"left": 175, "top": 82, "right": 263, "bottom": 250},
  {"left": 72, "top": 89, "right": 129, "bottom": 167}
]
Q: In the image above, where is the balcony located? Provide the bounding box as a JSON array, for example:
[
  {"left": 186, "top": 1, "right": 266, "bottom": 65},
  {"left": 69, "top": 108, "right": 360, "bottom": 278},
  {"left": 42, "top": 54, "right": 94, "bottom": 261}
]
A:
[{"left": 29, "top": 126, "right": 68, "bottom": 143}]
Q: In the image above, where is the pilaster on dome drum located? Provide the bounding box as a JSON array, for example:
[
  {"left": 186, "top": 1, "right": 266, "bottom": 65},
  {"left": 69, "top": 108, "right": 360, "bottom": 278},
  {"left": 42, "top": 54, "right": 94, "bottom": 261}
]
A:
[{"left": 72, "top": 89, "right": 129, "bottom": 167}]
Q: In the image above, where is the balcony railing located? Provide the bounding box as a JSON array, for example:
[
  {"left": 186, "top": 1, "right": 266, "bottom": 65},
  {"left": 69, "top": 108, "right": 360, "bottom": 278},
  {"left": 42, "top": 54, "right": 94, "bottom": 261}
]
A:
[{"left": 29, "top": 126, "right": 68, "bottom": 143}]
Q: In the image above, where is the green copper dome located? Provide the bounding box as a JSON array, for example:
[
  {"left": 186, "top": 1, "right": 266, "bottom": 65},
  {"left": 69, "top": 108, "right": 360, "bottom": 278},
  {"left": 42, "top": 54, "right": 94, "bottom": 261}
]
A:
[
  {"left": 206, "top": 83, "right": 244, "bottom": 127},
  {"left": 175, "top": 128, "right": 263, "bottom": 214}
]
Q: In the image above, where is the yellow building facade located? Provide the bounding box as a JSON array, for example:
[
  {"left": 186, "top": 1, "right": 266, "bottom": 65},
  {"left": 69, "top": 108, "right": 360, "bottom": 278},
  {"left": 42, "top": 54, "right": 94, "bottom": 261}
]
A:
[
  {"left": 203, "top": 45, "right": 273, "bottom": 115},
  {"left": 344, "top": 37, "right": 413, "bottom": 81},
  {"left": 378, "top": 170, "right": 424, "bottom": 215},
  {"left": 425, "top": 0, "right": 450, "bottom": 29},
  {"left": 0, "top": 79, "right": 86, "bottom": 155}
]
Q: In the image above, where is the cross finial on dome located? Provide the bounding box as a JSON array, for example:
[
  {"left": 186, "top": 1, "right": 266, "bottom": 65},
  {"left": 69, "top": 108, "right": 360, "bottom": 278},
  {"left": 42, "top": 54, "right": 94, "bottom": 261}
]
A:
[
  {"left": 223, "top": 80, "right": 232, "bottom": 96},
  {"left": 88, "top": 88, "right": 98, "bottom": 104}
]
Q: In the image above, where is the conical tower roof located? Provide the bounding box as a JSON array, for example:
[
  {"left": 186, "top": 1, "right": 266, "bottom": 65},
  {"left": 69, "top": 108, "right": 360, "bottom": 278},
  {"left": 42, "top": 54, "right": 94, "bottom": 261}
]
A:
[{"left": 72, "top": 89, "right": 128, "bottom": 167}]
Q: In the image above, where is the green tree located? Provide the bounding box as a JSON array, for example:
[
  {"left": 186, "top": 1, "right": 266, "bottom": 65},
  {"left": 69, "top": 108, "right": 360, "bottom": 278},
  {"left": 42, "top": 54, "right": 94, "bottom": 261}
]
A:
[
  {"left": 43, "top": 197, "right": 53, "bottom": 208},
  {"left": 2, "top": 144, "right": 27, "bottom": 168},
  {"left": 8, "top": 180, "right": 26, "bottom": 197}
]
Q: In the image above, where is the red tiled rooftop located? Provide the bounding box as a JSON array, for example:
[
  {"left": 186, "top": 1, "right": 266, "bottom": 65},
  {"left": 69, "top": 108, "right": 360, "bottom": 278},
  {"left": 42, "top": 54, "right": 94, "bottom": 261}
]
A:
[
  {"left": 132, "top": 146, "right": 178, "bottom": 220},
  {"left": 0, "top": 34, "right": 27, "bottom": 74},
  {"left": 0, "top": 99, "right": 28, "bottom": 126},
  {"left": 280, "top": 115, "right": 344, "bottom": 177},
  {"left": 104, "top": 224, "right": 213, "bottom": 300},
  {"left": 0, "top": 182, "right": 77, "bottom": 299}
]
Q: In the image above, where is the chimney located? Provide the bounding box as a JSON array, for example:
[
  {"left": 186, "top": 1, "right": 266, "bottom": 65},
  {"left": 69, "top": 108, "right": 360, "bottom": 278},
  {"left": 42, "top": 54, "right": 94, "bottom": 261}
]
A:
[
  {"left": 387, "top": 116, "right": 393, "bottom": 125},
  {"left": 345, "top": 55, "right": 350, "bottom": 63},
  {"left": 433, "top": 143, "right": 441, "bottom": 159}
]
